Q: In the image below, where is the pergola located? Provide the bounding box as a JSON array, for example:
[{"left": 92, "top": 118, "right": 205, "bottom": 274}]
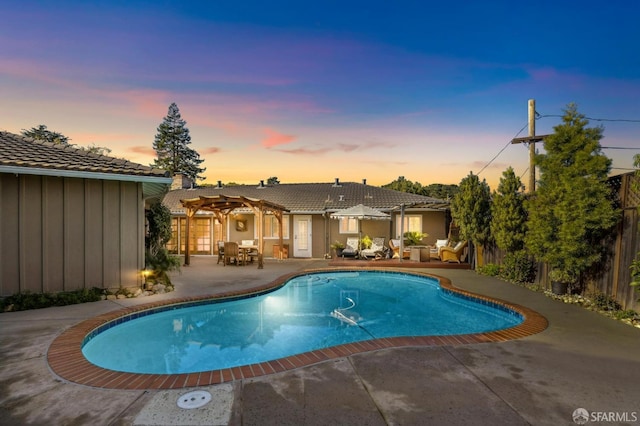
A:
[{"left": 179, "top": 194, "right": 289, "bottom": 269}]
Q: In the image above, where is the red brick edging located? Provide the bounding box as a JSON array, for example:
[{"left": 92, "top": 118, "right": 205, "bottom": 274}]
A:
[{"left": 47, "top": 268, "right": 548, "bottom": 389}]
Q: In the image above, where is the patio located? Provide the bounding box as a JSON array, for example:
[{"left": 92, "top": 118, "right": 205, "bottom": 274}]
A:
[{"left": 1, "top": 257, "right": 639, "bottom": 425}]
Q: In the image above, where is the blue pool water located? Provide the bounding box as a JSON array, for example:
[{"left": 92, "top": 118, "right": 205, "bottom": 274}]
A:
[{"left": 82, "top": 271, "right": 522, "bottom": 374}]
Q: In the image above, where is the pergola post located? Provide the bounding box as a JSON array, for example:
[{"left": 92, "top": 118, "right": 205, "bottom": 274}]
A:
[
  {"left": 184, "top": 207, "right": 198, "bottom": 266},
  {"left": 276, "top": 211, "right": 284, "bottom": 261},
  {"left": 257, "top": 207, "right": 264, "bottom": 269}
]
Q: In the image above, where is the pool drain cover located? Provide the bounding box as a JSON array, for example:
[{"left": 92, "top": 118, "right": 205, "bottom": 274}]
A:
[{"left": 177, "top": 390, "right": 212, "bottom": 409}]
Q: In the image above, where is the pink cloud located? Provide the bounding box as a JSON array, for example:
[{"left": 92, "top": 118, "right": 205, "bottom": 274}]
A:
[
  {"left": 277, "top": 147, "right": 332, "bottom": 155},
  {"left": 129, "top": 146, "right": 156, "bottom": 156},
  {"left": 337, "top": 143, "right": 359, "bottom": 152},
  {"left": 201, "top": 147, "right": 221, "bottom": 154},
  {"left": 262, "top": 128, "right": 296, "bottom": 148}
]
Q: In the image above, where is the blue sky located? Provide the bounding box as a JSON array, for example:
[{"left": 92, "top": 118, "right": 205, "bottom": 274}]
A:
[{"left": 1, "top": 0, "right": 638, "bottom": 189}]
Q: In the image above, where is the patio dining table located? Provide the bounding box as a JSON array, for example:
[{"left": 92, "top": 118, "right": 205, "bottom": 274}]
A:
[{"left": 238, "top": 244, "right": 258, "bottom": 265}]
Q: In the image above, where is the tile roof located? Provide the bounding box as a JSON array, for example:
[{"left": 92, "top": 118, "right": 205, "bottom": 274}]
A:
[
  {"left": 0, "top": 131, "right": 169, "bottom": 179},
  {"left": 164, "top": 181, "right": 449, "bottom": 214}
]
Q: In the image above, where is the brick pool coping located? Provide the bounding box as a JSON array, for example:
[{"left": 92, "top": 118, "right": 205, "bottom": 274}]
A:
[{"left": 47, "top": 268, "right": 548, "bottom": 390}]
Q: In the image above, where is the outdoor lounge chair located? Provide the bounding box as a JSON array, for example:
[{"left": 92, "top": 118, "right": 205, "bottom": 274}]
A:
[
  {"left": 439, "top": 240, "right": 468, "bottom": 263},
  {"left": 341, "top": 237, "right": 360, "bottom": 258},
  {"left": 360, "top": 237, "right": 386, "bottom": 259},
  {"left": 389, "top": 239, "right": 410, "bottom": 259}
]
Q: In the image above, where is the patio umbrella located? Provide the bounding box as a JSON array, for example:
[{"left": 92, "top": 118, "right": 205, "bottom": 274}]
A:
[
  {"left": 330, "top": 204, "right": 391, "bottom": 221},
  {"left": 330, "top": 204, "right": 391, "bottom": 252}
]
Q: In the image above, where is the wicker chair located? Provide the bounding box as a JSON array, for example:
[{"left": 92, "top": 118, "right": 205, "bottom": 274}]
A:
[
  {"left": 389, "top": 239, "right": 410, "bottom": 259},
  {"left": 439, "top": 241, "right": 468, "bottom": 263}
]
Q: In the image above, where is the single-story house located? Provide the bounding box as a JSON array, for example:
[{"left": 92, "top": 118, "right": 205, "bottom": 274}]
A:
[
  {"left": 163, "top": 176, "right": 450, "bottom": 259},
  {"left": 0, "top": 131, "right": 172, "bottom": 296}
]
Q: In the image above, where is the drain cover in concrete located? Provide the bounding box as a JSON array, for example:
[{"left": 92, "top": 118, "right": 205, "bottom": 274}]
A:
[
  {"left": 134, "top": 384, "right": 234, "bottom": 426},
  {"left": 177, "top": 390, "right": 212, "bottom": 409}
]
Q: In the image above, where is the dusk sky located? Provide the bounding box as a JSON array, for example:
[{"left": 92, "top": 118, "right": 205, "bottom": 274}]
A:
[{"left": 2, "top": 1, "right": 639, "bottom": 190}]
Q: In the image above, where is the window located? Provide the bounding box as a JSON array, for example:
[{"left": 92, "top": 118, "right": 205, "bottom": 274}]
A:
[
  {"left": 166, "top": 218, "right": 179, "bottom": 254},
  {"left": 263, "top": 215, "right": 290, "bottom": 239},
  {"left": 339, "top": 217, "right": 359, "bottom": 234},
  {"left": 396, "top": 214, "right": 422, "bottom": 237},
  {"left": 167, "top": 217, "right": 212, "bottom": 255}
]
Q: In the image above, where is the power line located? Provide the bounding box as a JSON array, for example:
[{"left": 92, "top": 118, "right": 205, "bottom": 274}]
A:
[
  {"left": 601, "top": 146, "right": 640, "bottom": 150},
  {"left": 476, "top": 122, "right": 528, "bottom": 176},
  {"left": 537, "top": 113, "right": 640, "bottom": 123}
]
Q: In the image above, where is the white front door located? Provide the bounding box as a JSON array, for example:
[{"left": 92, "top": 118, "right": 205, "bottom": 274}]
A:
[{"left": 293, "top": 215, "right": 312, "bottom": 258}]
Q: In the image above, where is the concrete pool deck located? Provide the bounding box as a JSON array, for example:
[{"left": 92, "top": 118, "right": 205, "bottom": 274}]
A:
[{"left": 1, "top": 257, "right": 639, "bottom": 425}]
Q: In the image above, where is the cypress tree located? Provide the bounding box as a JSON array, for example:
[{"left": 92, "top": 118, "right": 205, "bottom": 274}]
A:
[
  {"left": 525, "top": 103, "right": 619, "bottom": 286},
  {"left": 450, "top": 172, "right": 491, "bottom": 266},
  {"left": 491, "top": 167, "right": 526, "bottom": 253}
]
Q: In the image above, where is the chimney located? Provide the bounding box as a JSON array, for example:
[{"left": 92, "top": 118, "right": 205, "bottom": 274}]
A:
[
  {"left": 171, "top": 174, "right": 193, "bottom": 190},
  {"left": 362, "top": 178, "right": 367, "bottom": 185},
  {"left": 216, "top": 180, "right": 223, "bottom": 189},
  {"left": 333, "top": 177, "right": 341, "bottom": 187},
  {"left": 257, "top": 180, "right": 265, "bottom": 188}
]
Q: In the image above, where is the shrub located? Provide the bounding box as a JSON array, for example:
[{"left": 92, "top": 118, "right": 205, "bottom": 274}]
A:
[
  {"left": 1, "top": 288, "right": 103, "bottom": 312},
  {"left": 403, "top": 231, "right": 427, "bottom": 246},
  {"left": 590, "top": 293, "right": 622, "bottom": 311},
  {"left": 500, "top": 251, "right": 536, "bottom": 284},
  {"left": 613, "top": 309, "right": 637, "bottom": 320},
  {"left": 477, "top": 263, "right": 501, "bottom": 277}
]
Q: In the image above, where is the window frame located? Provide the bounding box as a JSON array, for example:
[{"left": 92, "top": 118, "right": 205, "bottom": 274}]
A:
[
  {"left": 395, "top": 214, "right": 423, "bottom": 237},
  {"left": 338, "top": 217, "right": 359, "bottom": 234},
  {"left": 260, "top": 214, "right": 290, "bottom": 239}
]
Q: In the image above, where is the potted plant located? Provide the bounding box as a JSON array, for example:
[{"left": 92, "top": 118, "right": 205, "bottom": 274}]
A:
[
  {"left": 360, "top": 235, "right": 373, "bottom": 250},
  {"left": 330, "top": 240, "right": 345, "bottom": 258},
  {"left": 548, "top": 269, "right": 575, "bottom": 295},
  {"left": 403, "top": 231, "right": 428, "bottom": 246}
]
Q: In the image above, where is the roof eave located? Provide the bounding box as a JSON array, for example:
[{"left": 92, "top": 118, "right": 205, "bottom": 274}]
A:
[{"left": 0, "top": 165, "right": 172, "bottom": 185}]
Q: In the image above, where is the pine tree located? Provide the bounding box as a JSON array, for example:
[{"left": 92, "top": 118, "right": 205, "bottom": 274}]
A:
[
  {"left": 525, "top": 103, "right": 619, "bottom": 285},
  {"left": 152, "top": 103, "right": 205, "bottom": 182},
  {"left": 21, "top": 125, "right": 70, "bottom": 145},
  {"left": 491, "top": 167, "right": 526, "bottom": 253}
]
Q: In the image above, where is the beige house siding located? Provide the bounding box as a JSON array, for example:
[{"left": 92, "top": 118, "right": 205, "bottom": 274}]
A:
[
  {"left": 0, "top": 173, "right": 145, "bottom": 296},
  {"left": 167, "top": 210, "right": 448, "bottom": 259},
  {"left": 327, "top": 211, "right": 448, "bottom": 247}
]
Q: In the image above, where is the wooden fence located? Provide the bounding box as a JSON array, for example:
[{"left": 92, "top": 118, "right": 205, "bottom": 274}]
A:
[{"left": 483, "top": 172, "right": 639, "bottom": 311}]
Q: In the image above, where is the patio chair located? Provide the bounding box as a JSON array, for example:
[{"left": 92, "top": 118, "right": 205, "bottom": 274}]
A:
[
  {"left": 389, "top": 239, "right": 410, "bottom": 259},
  {"left": 360, "top": 237, "right": 386, "bottom": 259},
  {"left": 439, "top": 240, "right": 468, "bottom": 263},
  {"left": 223, "top": 242, "right": 241, "bottom": 266},
  {"left": 341, "top": 237, "right": 360, "bottom": 258},
  {"left": 217, "top": 240, "right": 225, "bottom": 264},
  {"left": 429, "top": 239, "right": 449, "bottom": 259}
]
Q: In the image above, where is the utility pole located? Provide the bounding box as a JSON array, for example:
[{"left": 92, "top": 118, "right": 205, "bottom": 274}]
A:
[
  {"left": 511, "top": 99, "right": 550, "bottom": 193},
  {"left": 527, "top": 99, "right": 536, "bottom": 193}
]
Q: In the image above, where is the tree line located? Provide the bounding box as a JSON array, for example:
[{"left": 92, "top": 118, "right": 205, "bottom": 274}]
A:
[{"left": 449, "top": 103, "right": 620, "bottom": 293}]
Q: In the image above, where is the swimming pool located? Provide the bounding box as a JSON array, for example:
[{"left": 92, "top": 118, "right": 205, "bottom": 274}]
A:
[{"left": 82, "top": 271, "right": 523, "bottom": 374}]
